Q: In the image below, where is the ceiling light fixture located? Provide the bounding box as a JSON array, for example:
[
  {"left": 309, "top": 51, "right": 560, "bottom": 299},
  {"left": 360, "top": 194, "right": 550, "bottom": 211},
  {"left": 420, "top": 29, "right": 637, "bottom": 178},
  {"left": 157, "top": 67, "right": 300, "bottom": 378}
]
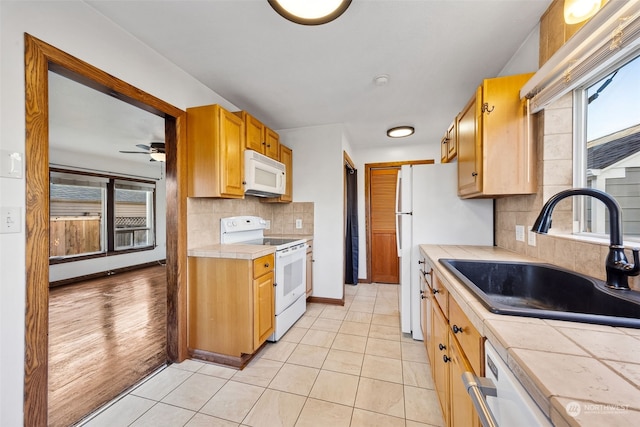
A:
[
  {"left": 150, "top": 152, "right": 166, "bottom": 162},
  {"left": 564, "top": 0, "right": 602, "bottom": 24},
  {"left": 387, "top": 126, "right": 415, "bottom": 138},
  {"left": 268, "top": 0, "right": 352, "bottom": 25}
]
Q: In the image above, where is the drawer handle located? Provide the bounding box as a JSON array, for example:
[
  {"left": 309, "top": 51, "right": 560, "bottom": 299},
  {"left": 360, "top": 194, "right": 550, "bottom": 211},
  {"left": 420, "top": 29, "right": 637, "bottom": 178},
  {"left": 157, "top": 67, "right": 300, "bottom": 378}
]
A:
[
  {"left": 418, "top": 260, "right": 425, "bottom": 265},
  {"left": 443, "top": 355, "right": 451, "bottom": 363},
  {"left": 452, "top": 324, "right": 464, "bottom": 334},
  {"left": 421, "top": 294, "right": 427, "bottom": 300},
  {"left": 438, "top": 343, "right": 446, "bottom": 351},
  {"left": 432, "top": 288, "right": 440, "bottom": 295}
]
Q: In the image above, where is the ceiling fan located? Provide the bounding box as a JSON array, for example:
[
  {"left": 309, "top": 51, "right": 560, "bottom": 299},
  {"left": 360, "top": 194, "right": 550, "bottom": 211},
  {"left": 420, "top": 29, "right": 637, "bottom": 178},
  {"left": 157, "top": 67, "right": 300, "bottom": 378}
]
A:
[{"left": 120, "top": 142, "right": 166, "bottom": 162}]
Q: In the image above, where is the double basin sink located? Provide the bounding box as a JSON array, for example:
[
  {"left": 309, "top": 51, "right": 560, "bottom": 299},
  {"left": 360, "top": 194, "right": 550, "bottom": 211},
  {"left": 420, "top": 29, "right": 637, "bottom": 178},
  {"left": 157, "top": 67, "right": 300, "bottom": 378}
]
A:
[{"left": 439, "top": 259, "right": 640, "bottom": 328}]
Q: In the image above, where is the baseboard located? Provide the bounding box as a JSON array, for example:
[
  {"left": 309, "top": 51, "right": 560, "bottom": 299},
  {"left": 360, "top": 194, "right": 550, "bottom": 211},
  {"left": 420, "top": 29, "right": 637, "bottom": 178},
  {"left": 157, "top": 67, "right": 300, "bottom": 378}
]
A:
[
  {"left": 307, "top": 296, "right": 344, "bottom": 306},
  {"left": 49, "top": 260, "right": 166, "bottom": 288}
]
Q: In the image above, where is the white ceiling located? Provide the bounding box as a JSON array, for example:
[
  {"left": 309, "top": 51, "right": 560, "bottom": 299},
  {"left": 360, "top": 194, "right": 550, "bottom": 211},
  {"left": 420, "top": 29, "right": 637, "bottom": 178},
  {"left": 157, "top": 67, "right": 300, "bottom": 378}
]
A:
[{"left": 51, "top": 0, "right": 552, "bottom": 162}]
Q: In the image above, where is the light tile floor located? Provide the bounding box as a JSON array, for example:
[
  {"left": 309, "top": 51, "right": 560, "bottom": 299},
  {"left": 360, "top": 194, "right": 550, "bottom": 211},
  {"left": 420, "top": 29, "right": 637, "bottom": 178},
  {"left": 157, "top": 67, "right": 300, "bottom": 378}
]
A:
[{"left": 81, "top": 283, "right": 445, "bottom": 427}]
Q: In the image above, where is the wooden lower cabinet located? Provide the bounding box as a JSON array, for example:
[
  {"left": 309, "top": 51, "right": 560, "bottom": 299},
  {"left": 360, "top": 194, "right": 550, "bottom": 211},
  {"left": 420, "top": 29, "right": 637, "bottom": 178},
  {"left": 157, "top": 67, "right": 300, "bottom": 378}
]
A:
[
  {"left": 306, "top": 240, "right": 313, "bottom": 297},
  {"left": 450, "top": 336, "right": 481, "bottom": 427},
  {"left": 427, "top": 267, "right": 484, "bottom": 427},
  {"left": 432, "top": 303, "right": 451, "bottom": 427},
  {"left": 187, "top": 253, "right": 275, "bottom": 367}
]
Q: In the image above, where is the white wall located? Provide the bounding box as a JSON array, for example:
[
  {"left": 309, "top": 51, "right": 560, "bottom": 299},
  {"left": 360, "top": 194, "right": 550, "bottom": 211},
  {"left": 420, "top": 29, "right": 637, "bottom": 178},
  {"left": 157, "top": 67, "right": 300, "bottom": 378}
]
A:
[
  {"left": 499, "top": 24, "right": 540, "bottom": 77},
  {"left": 351, "top": 143, "right": 440, "bottom": 281},
  {"left": 279, "top": 124, "right": 345, "bottom": 300},
  {"left": 0, "top": 2, "right": 238, "bottom": 424}
]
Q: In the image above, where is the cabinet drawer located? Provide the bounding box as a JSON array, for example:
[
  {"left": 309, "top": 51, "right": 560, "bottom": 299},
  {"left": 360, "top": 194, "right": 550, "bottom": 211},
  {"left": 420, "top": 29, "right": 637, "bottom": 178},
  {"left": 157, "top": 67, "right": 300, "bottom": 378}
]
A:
[
  {"left": 253, "top": 253, "right": 274, "bottom": 279},
  {"left": 432, "top": 273, "right": 449, "bottom": 317},
  {"left": 449, "top": 295, "right": 483, "bottom": 375}
]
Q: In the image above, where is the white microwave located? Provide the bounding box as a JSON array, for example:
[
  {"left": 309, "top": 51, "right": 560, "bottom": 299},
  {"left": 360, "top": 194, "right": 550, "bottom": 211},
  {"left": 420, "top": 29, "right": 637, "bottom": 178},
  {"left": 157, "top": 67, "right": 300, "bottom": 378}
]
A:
[{"left": 244, "top": 149, "right": 286, "bottom": 197}]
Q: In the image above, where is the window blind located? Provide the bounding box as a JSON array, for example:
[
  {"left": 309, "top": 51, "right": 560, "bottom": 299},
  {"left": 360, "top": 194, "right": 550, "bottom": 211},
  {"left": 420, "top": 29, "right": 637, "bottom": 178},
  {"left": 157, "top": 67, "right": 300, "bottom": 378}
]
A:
[{"left": 522, "top": 0, "right": 640, "bottom": 113}]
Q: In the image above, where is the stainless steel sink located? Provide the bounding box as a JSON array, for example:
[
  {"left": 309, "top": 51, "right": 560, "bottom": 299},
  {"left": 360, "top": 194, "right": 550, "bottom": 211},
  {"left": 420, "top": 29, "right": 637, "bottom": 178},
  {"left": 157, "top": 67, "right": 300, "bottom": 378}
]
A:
[{"left": 439, "top": 259, "right": 640, "bottom": 328}]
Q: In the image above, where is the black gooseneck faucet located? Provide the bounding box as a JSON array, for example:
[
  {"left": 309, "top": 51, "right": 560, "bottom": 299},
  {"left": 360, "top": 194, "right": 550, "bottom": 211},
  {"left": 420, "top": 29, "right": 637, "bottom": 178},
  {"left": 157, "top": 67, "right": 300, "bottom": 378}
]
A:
[{"left": 531, "top": 188, "right": 640, "bottom": 290}]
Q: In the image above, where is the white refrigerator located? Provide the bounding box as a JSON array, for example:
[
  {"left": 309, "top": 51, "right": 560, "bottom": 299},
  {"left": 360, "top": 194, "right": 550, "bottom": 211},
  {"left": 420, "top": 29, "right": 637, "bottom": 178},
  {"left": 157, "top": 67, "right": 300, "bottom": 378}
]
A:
[{"left": 396, "top": 163, "right": 493, "bottom": 340}]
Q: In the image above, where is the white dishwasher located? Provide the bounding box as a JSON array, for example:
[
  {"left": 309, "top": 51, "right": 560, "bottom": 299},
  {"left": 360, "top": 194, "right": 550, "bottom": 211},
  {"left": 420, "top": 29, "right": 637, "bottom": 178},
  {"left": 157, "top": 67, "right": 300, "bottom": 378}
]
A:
[{"left": 463, "top": 341, "right": 552, "bottom": 427}]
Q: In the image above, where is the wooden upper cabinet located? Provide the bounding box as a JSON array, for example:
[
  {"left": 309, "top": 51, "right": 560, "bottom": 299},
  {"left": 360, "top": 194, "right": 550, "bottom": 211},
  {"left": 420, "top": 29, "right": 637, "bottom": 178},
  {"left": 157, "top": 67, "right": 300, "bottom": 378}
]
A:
[
  {"left": 441, "top": 119, "right": 457, "bottom": 163},
  {"left": 187, "top": 104, "right": 245, "bottom": 198},
  {"left": 264, "top": 127, "right": 280, "bottom": 160},
  {"left": 234, "top": 110, "right": 280, "bottom": 160},
  {"left": 457, "top": 73, "right": 536, "bottom": 198}
]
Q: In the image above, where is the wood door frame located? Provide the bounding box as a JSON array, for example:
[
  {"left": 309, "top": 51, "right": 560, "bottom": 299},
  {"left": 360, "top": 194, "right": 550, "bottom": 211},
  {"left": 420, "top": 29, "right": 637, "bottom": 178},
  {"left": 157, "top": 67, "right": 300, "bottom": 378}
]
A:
[
  {"left": 24, "top": 34, "right": 188, "bottom": 426},
  {"left": 364, "top": 160, "right": 434, "bottom": 283}
]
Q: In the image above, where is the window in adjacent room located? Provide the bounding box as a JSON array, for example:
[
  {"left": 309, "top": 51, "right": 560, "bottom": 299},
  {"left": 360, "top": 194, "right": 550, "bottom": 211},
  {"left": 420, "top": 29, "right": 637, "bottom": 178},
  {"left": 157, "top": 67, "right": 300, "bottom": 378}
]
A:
[
  {"left": 50, "top": 170, "right": 157, "bottom": 261},
  {"left": 575, "top": 53, "right": 640, "bottom": 240}
]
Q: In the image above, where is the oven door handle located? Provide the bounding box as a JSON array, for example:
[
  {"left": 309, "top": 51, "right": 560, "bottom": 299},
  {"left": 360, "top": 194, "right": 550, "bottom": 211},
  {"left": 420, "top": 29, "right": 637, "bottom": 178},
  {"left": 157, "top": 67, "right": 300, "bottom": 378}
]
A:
[{"left": 461, "top": 372, "right": 499, "bottom": 427}]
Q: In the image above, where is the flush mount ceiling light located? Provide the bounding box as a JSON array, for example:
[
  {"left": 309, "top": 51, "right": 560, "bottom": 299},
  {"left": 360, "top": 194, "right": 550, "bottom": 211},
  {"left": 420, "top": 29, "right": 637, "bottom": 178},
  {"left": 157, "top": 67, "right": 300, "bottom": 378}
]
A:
[
  {"left": 564, "top": 0, "right": 602, "bottom": 24},
  {"left": 268, "top": 0, "right": 352, "bottom": 25},
  {"left": 387, "top": 126, "right": 415, "bottom": 138}
]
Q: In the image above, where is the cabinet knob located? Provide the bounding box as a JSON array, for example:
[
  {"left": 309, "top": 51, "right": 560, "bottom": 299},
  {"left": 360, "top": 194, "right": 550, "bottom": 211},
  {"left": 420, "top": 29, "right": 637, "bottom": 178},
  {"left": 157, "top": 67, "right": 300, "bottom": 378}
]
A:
[
  {"left": 421, "top": 294, "right": 427, "bottom": 300},
  {"left": 418, "top": 260, "right": 425, "bottom": 265},
  {"left": 452, "top": 324, "right": 464, "bottom": 334},
  {"left": 443, "top": 355, "right": 451, "bottom": 363},
  {"left": 264, "top": 263, "right": 270, "bottom": 268},
  {"left": 438, "top": 343, "right": 446, "bottom": 351},
  {"left": 432, "top": 288, "right": 440, "bottom": 295},
  {"left": 471, "top": 172, "right": 478, "bottom": 177}
]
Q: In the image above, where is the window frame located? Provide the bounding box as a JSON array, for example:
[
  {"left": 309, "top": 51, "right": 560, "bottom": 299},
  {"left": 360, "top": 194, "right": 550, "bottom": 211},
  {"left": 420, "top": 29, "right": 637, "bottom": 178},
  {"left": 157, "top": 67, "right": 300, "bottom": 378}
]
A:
[
  {"left": 573, "top": 51, "right": 640, "bottom": 243},
  {"left": 49, "top": 168, "right": 158, "bottom": 264}
]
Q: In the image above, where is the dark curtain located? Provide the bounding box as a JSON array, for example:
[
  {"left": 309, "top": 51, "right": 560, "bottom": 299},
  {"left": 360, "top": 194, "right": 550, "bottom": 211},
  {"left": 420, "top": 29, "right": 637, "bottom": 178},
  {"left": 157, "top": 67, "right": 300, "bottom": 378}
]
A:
[{"left": 345, "top": 165, "right": 359, "bottom": 284}]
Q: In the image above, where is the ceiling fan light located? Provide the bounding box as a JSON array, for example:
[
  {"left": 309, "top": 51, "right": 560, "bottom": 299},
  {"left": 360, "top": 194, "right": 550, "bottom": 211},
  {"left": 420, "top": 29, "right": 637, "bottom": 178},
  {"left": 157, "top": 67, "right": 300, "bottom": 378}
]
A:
[
  {"left": 387, "top": 126, "right": 415, "bottom": 138},
  {"left": 268, "top": 0, "right": 351, "bottom": 25},
  {"left": 150, "top": 152, "right": 166, "bottom": 162},
  {"left": 564, "top": 0, "right": 601, "bottom": 24}
]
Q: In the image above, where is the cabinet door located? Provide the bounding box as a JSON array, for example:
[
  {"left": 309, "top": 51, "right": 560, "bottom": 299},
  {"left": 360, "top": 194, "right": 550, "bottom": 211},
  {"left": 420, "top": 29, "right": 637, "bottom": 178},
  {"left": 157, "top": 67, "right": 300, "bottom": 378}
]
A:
[
  {"left": 457, "top": 87, "right": 482, "bottom": 197},
  {"left": 254, "top": 270, "right": 275, "bottom": 349},
  {"left": 306, "top": 247, "right": 313, "bottom": 297},
  {"left": 446, "top": 120, "right": 457, "bottom": 161},
  {"left": 441, "top": 133, "right": 450, "bottom": 163},
  {"left": 219, "top": 108, "right": 245, "bottom": 198},
  {"left": 264, "top": 128, "right": 280, "bottom": 160},
  {"left": 280, "top": 144, "right": 293, "bottom": 202},
  {"left": 244, "top": 113, "right": 265, "bottom": 153},
  {"left": 450, "top": 337, "right": 481, "bottom": 427},
  {"left": 432, "top": 304, "right": 450, "bottom": 427}
]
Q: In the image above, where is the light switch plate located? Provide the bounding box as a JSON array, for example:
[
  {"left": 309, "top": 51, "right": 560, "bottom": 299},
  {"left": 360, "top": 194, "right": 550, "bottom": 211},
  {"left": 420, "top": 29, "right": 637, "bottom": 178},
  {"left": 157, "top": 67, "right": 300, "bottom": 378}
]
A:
[
  {"left": 295, "top": 219, "right": 302, "bottom": 229},
  {"left": 515, "top": 225, "right": 525, "bottom": 242},
  {"left": 265, "top": 220, "right": 271, "bottom": 230},
  {"left": 0, "top": 150, "right": 23, "bottom": 179},
  {"left": 0, "top": 207, "right": 21, "bottom": 233},
  {"left": 528, "top": 229, "right": 537, "bottom": 246}
]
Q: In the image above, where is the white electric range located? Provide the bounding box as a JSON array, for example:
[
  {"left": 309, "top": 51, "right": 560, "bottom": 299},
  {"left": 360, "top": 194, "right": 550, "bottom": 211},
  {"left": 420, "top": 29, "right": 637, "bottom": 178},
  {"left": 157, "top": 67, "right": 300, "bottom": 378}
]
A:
[{"left": 220, "top": 216, "right": 307, "bottom": 341}]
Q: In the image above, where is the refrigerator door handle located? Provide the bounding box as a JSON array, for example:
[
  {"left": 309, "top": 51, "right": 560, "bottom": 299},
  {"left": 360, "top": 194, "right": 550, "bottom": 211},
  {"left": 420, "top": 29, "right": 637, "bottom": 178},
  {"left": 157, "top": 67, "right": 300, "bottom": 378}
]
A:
[
  {"left": 395, "top": 213, "right": 402, "bottom": 257},
  {"left": 395, "top": 169, "right": 402, "bottom": 214}
]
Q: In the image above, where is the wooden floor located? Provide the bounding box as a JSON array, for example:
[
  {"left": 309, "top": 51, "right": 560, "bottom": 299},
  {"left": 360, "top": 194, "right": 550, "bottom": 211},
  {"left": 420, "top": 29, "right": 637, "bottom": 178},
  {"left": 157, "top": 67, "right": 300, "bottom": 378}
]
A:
[{"left": 48, "top": 265, "right": 167, "bottom": 427}]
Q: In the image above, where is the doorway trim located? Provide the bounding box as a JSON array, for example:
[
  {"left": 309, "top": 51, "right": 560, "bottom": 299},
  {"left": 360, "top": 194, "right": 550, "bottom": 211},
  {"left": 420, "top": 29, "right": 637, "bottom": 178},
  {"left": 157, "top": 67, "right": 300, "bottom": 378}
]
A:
[
  {"left": 24, "top": 34, "right": 188, "bottom": 426},
  {"left": 364, "top": 160, "right": 434, "bottom": 283}
]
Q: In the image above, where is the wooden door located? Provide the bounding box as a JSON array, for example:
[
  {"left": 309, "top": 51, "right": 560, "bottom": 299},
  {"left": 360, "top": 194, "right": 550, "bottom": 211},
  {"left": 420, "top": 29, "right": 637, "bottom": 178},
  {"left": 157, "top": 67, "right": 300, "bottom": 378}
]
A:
[
  {"left": 264, "top": 128, "right": 280, "bottom": 160},
  {"left": 432, "top": 305, "right": 451, "bottom": 427},
  {"left": 457, "top": 88, "right": 482, "bottom": 197},
  {"left": 370, "top": 168, "right": 399, "bottom": 283}
]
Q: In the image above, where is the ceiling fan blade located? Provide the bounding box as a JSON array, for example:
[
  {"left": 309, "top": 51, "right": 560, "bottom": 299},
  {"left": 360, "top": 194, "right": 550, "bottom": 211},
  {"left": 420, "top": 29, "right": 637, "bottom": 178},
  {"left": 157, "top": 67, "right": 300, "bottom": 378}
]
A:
[
  {"left": 119, "top": 151, "right": 149, "bottom": 154},
  {"left": 136, "top": 144, "right": 151, "bottom": 151}
]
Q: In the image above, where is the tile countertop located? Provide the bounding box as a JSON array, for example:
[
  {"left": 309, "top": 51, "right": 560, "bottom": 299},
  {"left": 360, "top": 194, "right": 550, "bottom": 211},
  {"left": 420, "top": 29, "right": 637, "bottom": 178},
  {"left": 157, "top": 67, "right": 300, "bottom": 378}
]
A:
[
  {"left": 420, "top": 245, "right": 640, "bottom": 427},
  {"left": 187, "top": 235, "right": 312, "bottom": 259}
]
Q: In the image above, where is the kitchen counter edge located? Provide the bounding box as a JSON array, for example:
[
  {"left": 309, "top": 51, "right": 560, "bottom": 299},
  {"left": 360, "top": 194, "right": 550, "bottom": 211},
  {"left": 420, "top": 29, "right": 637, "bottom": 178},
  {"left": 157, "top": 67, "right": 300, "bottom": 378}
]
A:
[{"left": 419, "top": 244, "right": 640, "bottom": 427}]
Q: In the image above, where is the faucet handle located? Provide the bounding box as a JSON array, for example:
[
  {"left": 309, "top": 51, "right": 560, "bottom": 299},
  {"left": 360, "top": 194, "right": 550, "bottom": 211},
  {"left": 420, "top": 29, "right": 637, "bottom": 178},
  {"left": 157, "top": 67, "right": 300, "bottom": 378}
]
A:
[{"left": 629, "top": 248, "right": 640, "bottom": 276}]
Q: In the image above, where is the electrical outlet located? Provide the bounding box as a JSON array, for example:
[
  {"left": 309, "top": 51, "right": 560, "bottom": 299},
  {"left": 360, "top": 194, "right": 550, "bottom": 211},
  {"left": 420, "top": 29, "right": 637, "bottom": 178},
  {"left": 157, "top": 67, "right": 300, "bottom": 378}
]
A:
[
  {"left": 515, "top": 225, "right": 525, "bottom": 242},
  {"left": 528, "top": 229, "right": 537, "bottom": 246},
  {"left": 295, "top": 219, "right": 302, "bottom": 229},
  {"left": 265, "top": 220, "right": 271, "bottom": 230},
  {"left": 0, "top": 207, "right": 21, "bottom": 233}
]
